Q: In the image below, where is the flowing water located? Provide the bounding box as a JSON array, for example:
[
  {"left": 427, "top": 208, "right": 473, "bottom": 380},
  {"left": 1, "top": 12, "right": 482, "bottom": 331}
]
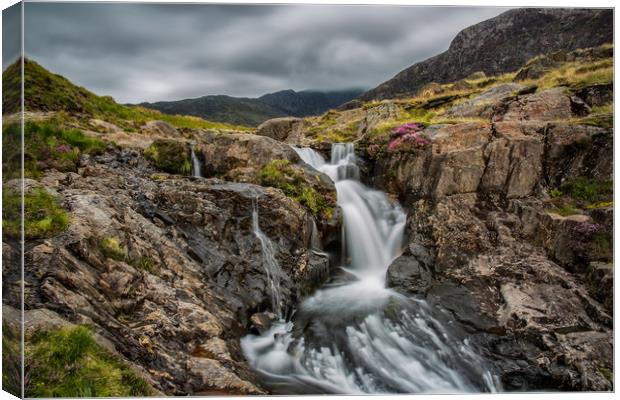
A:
[
  {"left": 241, "top": 143, "right": 499, "bottom": 394},
  {"left": 190, "top": 145, "right": 203, "bottom": 178}
]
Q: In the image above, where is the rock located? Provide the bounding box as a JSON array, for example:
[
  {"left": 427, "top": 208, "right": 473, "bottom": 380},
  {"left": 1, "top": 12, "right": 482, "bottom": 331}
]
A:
[
  {"left": 141, "top": 120, "right": 179, "bottom": 137},
  {"left": 249, "top": 312, "right": 277, "bottom": 334},
  {"left": 574, "top": 83, "right": 613, "bottom": 107},
  {"left": 494, "top": 88, "right": 573, "bottom": 122},
  {"left": 186, "top": 357, "right": 263, "bottom": 395},
  {"left": 514, "top": 54, "right": 560, "bottom": 81},
  {"left": 198, "top": 131, "right": 299, "bottom": 180},
  {"left": 386, "top": 253, "right": 432, "bottom": 295},
  {"left": 255, "top": 117, "right": 304, "bottom": 142},
  {"left": 545, "top": 123, "right": 612, "bottom": 187},
  {"left": 144, "top": 139, "right": 190, "bottom": 174},
  {"left": 89, "top": 119, "right": 122, "bottom": 134},
  {"left": 586, "top": 262, "right": 613, "bottom": 312},
  {"left": 444, "top": 83, "right": 523, "bottom": 119}
]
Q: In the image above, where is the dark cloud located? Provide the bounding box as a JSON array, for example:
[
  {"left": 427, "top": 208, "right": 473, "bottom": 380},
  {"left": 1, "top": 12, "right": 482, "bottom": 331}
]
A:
[{"left": 20, "top": 3, "right": 508, "bottom": 103}]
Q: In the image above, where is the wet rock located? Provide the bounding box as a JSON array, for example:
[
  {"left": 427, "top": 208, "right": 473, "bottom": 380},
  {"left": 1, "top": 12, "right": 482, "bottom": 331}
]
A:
[{"left": 249, "top": 312, "right": 277, "bottom": 334}]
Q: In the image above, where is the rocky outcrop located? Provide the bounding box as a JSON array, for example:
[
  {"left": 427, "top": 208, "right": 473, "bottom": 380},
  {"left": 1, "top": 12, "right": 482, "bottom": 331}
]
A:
[
  {"left": 11, "top": 147, "right": 334, "bottom": 395},
  {"left": 358, "top": 8, "right": 612, "bottom": 101},
  {"left": 255, "top": 117, "right": 304, "bottom": 142}
]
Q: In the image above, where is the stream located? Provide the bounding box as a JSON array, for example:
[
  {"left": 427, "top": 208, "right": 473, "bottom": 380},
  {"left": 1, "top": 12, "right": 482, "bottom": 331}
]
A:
[{"left": 241, "top": 143, "right": 500, "bottom": 394}]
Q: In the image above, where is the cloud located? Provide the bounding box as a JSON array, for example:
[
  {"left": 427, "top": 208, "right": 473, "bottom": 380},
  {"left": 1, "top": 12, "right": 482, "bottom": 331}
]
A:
[{"left": 20, "top": 3, "right": 508, "bottom": 103}]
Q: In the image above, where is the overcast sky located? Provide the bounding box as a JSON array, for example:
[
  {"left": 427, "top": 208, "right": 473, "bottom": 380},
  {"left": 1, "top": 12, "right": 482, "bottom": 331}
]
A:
[{"left": 5, "top": 3, "right": 508, "bottom": 103}]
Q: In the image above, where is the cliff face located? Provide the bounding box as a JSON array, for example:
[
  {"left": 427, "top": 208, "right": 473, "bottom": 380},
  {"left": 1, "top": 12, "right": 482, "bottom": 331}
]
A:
[{"left": 358, "top": 8, "right": 613, "bottom": 101}]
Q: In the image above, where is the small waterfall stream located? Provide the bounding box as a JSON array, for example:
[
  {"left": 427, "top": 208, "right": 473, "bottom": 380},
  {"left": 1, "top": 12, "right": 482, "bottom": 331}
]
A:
[
  {"left": 242, "top": 143, "right": 499, "bottom": 394},
  {"left": 190, "top": 145, "right": 203, "bottom": 178}
]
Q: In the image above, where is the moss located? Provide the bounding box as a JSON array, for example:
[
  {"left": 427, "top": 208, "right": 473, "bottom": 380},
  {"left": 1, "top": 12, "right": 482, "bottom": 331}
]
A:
[
  {"left": 26, "top": 325, "right": 154, "bottom": 397},
  {"left": 259, "top": 159, "right": 334, "bottom": 218},
  {"left": 598, "top": 366, "right": 613, "bottom": 384},
  {"left": 3, "top": 187, "right": 70, "bottom": 239},
  {"left": 100, "top": 236, "right": 127, "bottom": 261},
  {"left": 144, "top": 139, "right": 191, "bottom": 175}
]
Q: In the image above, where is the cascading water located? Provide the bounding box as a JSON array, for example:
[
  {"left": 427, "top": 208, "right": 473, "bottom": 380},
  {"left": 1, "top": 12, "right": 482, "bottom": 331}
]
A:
[
  {"left": 190, "top": 145, "right": 203, "bottom": 178},
  {"left": 242, "top": 143, "right": 500, "bottom": 394},
  {"left": 252, "top": 199, "right": 284, "bottom": 318}
]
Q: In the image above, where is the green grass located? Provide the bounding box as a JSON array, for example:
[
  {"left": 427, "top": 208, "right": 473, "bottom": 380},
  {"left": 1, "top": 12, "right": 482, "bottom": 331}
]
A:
[
  {"left": 2, "top": 58, "right": 249, "bottom": 132},
  {"left": 3, "top": 187, "right": 70, "bottom": 239},
  {"left": 131, "top": 256, "right": 159, "bottom": 276},
  {"left": 2, "top": 322, "right": 22, "bottom": 398},
  {"left": 561, "top": 178, "right": 613, "bottom": 204},
  {"left": 2, "top": 121, "right": 106, "bottom": 180},
  {"left": 259, "top": 159, "right": 335, "bottom": 218},
  {"left": 26, "top": 325, "right": 153, "bottom": 397}
]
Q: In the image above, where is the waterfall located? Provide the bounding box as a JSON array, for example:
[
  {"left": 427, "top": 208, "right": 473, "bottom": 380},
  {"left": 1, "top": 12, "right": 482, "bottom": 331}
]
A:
[
  {"left": 252, "top": 199, "right": 284, "bottom": 318},
  {"left": 190, "top": 145, "right": 203, "bottom": 178},
  {"left": 241, "top": 143, "right": 500, "bottom": 394}
]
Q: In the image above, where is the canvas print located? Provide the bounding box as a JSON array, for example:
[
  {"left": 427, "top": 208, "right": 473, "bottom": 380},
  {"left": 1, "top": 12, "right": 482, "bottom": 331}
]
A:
[{"left": 1, "top": 1, "right": 614, "bottom": 397}]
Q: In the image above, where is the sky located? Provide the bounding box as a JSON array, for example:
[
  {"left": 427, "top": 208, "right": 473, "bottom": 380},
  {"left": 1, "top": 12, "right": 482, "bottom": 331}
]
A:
[{"left": 4, "top": 3, "right": 509, "bottom": 103}]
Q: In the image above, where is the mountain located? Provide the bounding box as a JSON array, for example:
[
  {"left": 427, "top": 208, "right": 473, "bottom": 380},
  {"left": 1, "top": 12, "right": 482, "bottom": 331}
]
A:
[
  {"left": 357, "top": 8, "right": 613, "bottom": 102},
  {"left": 140, "top": 88, "right": 364, "bottom": 126}
]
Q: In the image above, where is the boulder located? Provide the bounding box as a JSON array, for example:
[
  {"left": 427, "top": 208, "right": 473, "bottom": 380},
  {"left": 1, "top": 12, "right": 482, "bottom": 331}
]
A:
[
  {"left": 141, "top": 120, "right": 179, "bottom": 137},
  {"left": 255, "top": 117, "right": 304, "bottom": 142},
  {"left": 494, "top": 88, "right": 573, "bottom": 122}
]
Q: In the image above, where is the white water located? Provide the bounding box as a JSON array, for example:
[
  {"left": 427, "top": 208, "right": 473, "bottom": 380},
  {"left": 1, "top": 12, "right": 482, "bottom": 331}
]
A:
[
  {"left": 242, "top": 144, "right": 499, "bottom": 394},
  {"left": 190, "top": 146, "right": 203, "bottom": 178},
  {"left": 252, "top": 199, "right": 284, "bottom": 318}
]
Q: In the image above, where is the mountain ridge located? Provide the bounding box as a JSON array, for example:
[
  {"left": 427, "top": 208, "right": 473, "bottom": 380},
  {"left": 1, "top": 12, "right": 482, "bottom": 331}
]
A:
[
  {"left": 140, "top": 88, "right": 364, "bottom": 126},
  {"left": 356, "top": 8, "right": 613, "bottom": 102}
]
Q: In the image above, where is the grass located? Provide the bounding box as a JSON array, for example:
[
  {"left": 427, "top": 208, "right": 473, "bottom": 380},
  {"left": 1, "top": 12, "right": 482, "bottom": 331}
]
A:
[
  {"left": 259, "top": 159, "right": 335, "bottom": 218},
  {"left": 100, "top": 236, "right": 128, "bottom": 261},
  {"left": 3, "top": 58, "right": 249, "bottom": 132},
  {"left": 561, "top": 178, "right": 612, "bottom": 204},
  {"left": 26, "top": 325, "right": 153, "bottom": 397},
  {"left": 130, "top": 256, "right": 159, "bottom": 276},
  {"left": 3, "top": 121, "right": 106, "bottom": 180},
  {"left": 3, "top": 187, "right": 70, "bottom": 239},
  {"left": 2, "top": 322, "right": 22, "bottom": 398}
]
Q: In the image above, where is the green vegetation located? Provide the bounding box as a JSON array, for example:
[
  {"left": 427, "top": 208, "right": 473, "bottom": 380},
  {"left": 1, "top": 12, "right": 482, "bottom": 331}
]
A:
[
  {"left": 99, "top": 236, "right": 128, "bottom": 261},
  {"left": 144, "top": 139, "right": 191, "bottom": 175},
  {"left": 2, "top": 322, "right": 22, "bottom": 397},
  {"left": 561, "top": 178, "right": 612, "bottom": 204},
  {"left": 259, "top": 159, "right": 335, "bottom": 218},
  {"left": 131, "top": 256, "right": 159, "bottom": 276},
  {"left": 26, "top": 325, "right": 153, "bottom": 397},
  {"left": 305, "top": 110, "right": 359, "bottom": 142},
  {"left": 3, "top": 187, "right": 70, "bottom": 239},
  {"left": 2, "top": 58, "right": 249, "bottom": 132},
  {"left": 598, "top": 366, "right": 614, "bottom": 384},
  {"left": 2, "top": 121, "right": 105, "bottom": 180}
]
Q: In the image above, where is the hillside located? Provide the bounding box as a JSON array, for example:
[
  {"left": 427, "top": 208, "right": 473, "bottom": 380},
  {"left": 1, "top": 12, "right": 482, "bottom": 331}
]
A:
[
  {"left": 140, "top": 88, "right": 363, "bottom": 126},
  {"left": 1, "top": 58, "right": 249, "bottom": 131},
  {"left": 357, "top": 8, "right": 613, "bottom": 102}
]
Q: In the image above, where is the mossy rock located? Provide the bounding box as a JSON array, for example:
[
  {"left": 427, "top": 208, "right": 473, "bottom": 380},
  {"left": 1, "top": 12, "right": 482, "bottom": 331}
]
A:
[
  {"left": 258, "top": 159, "right": 336, "bottom": 219},
  {"left": 144, "top": 139, "right": 191, "bottom": 175}
]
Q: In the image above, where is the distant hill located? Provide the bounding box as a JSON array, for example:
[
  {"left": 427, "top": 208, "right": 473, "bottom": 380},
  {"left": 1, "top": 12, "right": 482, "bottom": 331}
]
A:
[
  {"left": 2, "top": 58, "right": 248, "bottom": 131},
  {"left": 140, "top": 88, "right": 364, "bottom": 126},
  {"left": 357, "top": 8, "right": 613, "bottom": 102}
]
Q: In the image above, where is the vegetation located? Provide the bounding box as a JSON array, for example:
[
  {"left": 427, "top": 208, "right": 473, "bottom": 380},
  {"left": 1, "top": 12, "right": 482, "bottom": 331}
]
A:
[
  {"left": 259, "top": 159, "right": 335, "bottom": 218},
  {"left": 130, "top": 256, "right": 159, "bottom": 276},
  {"left": 99, "top": 236, "right": 128, "bottom": 261},
  {"left": 26, "top": 325, "right": 153, "bottom": 397},
  {"left": 2, "top": 322, "right": 22, "bottom": 397},
  {"left": 3, "top": 121, "right": 106, "bottom": 180},
  {"left": 2, "top": 58, "right": 249, "bottom": 132},
  {"left": 144, "top": 139, "right": 191, "bottom": 175},
  {"left": 3, "top": 186, "right": 70, "bottom": 239}
]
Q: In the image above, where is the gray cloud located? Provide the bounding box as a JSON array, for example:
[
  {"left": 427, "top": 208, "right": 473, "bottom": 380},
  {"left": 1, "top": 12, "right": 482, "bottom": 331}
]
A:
[
  {"left": 2, "top": 2, "right": 21, "bottom": 70},
  {"left": 20, "top": 3, "right": 508, "bottom": 103}
]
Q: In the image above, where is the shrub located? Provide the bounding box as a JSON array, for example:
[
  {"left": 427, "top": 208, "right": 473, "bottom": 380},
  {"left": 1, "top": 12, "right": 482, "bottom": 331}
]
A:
[
  {"left": 100, "top": 236, "right": 127, "bottom": 261},
  {"left": 3, "top": 187, "right": 70, "bottom": 239},
  {"left": 26, "top": 326, "right": 153, "bottom": 397},
  {"left": 387, "top": 122, "right": 430, "bottom": 152},
  {"left": 561, "top": 178, "right": 612, "bottom": 203}
]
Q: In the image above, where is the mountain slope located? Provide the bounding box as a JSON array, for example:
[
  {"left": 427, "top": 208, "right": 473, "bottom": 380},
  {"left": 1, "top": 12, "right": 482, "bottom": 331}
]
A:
[
  {"left": 141, "top": 88, "right": 363, "bottom": 126},
  {"left": 1, "top": 58, "right": 248, "bottom": 131},
  {"left": 358, "top": 8, "right": 613, "bottom": 101}
]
